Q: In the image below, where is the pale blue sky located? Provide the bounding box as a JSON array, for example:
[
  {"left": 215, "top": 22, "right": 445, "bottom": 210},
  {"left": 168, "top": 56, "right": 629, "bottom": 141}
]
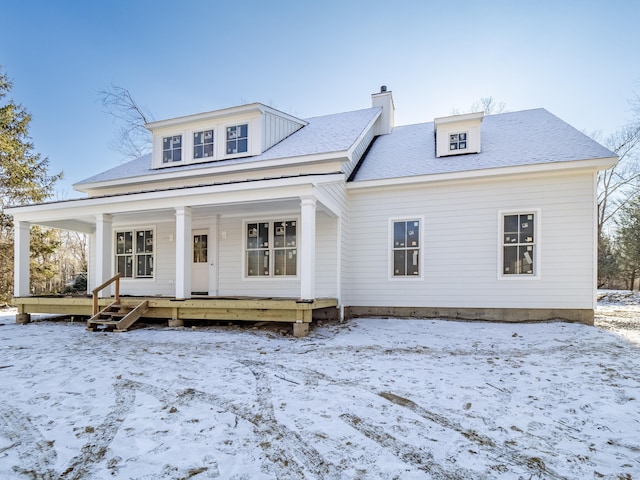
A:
[{"left": 1, "top": 0, "right": 639, "bottom": 198}]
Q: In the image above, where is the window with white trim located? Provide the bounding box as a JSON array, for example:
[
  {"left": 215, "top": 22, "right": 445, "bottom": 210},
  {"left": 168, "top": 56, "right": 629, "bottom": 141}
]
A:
[
  {"left": 246, "top": 220, "right": 297, "bottom": 277},
  {"left": 162, "top": 135, "right": 182, "bottom": 163},
  {"left": 193, "top": 129, "right": 214, "bottom": 160},
  {"left": 226, "top": 124, "right": 248, "bottom": 154},
  {"left": 115, "top": 229, "right": 154, "bottom": 278},
  {"left": 449, "top": 132, "right": 467, "bottom": 151},
  {"left": 392, "top": 219, "right": 420, "bottom": 276},
  {"left": 502, "top": 213, "right": 535, "bottom": 275}
]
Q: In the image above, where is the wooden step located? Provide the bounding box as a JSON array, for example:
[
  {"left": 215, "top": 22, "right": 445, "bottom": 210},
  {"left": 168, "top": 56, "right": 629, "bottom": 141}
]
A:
[{"left": 86, "top": 300, "right": 148, "bottom": 333}]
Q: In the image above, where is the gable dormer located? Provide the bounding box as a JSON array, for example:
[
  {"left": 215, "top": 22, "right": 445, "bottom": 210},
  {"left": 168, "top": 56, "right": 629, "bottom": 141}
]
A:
[
  {"left": 146, "top": 103, "right": 307, "bottom": 169},
  {"left": 434, "top": 111, "right": 484, "bottom": 158}
]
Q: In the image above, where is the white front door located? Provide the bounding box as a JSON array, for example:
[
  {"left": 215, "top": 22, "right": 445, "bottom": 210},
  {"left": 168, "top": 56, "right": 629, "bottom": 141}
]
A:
[{"left": 191, "top": 230, "right": 209, "bottom": 294}]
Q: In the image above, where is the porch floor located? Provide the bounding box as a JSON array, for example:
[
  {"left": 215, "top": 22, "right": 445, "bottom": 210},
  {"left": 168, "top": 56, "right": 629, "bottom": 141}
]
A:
[{"left": 13, "top": 296, "right": 339, "bottom": 336}]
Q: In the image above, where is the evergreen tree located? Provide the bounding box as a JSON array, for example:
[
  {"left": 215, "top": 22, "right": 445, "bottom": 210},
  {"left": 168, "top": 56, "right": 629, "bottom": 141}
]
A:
[
  {"left": 616, "top": 195, "right": 640, "bottom": 290},
  {"left": 597, "top": 235, "right": 620, "bottom": 288},
  {"left": 0, "top": 66, "right": 61, "bottom": 302}
]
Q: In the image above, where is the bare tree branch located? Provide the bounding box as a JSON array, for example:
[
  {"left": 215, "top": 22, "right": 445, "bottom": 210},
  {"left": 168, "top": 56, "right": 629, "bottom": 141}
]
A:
[{"left": 99, "top": 84, "right": 154, "bottom": 160}]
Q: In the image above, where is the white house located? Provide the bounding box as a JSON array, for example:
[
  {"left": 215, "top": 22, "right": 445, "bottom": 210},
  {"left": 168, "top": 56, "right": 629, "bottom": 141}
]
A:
[{"left": 7, "top": 87, "right": 617, "bottom": 332}]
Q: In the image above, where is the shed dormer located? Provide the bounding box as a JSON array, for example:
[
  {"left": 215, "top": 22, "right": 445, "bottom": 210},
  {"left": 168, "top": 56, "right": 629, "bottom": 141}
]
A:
[
  {"left": 146, "top": 103, "right": 307, "bottom": 169},
  {"left": 434, "top": 111, "right": 484, "bottom": 158}
]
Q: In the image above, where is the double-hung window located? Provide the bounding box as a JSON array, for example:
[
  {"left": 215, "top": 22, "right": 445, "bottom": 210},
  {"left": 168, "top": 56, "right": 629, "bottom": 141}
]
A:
[
  {"left": 226, "top": 124, "right": 248, "bottom": 154},
  {"left": 392, "top": 219, "right": 421, "bottom": 277},
  {"left": 246, "top": 220, "right": 297, "bottom": 277},
  {"left": 115, "top": 229, "right": 154, "bottom": 278},
  {"left": 502, "top": 213, "right": 535, "bottom": 275}
]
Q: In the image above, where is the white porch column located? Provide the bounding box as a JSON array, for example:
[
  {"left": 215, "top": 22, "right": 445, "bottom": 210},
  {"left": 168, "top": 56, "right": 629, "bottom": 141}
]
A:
[
  {"left": 95, "top": 214, "right": 113, "bottom": 297},
  {"left": 175, "top": 206, "right": 192, "bottom": 300},
  {"left": 13, "top": 221, "right": 31, "bottom": 297},
  {"left": 299, "top": 197, "right": 316, "bottom": 301}
]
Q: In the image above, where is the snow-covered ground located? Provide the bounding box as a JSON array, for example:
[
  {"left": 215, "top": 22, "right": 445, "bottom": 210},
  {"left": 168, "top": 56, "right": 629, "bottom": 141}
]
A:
[{"left": 0, "top": 294, "right": 639, "bottom": 479}]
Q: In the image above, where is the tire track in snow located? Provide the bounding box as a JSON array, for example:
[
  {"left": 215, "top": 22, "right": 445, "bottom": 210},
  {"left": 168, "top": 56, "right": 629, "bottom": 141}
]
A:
[
  {"left": 0, "top": 404, "right": 58, "bottom": 479},
  {"left": 58, "top": 380, "right": 136, "bottom": 480},
  {"left": 379, "top": 391, "right": 566, "bottom": 480},
  {"left": 124, "top": 367, "right": 340, "bottom": 479},
  {"left": 242, "top": 361, "right": 341, "bottom": 479},
  {"left": 339, "top": 412, "right": 468, "bottom": 479}
]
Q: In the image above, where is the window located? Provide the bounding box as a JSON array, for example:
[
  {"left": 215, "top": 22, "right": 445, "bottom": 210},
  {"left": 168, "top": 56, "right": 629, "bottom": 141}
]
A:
[
  {"left": 246, "top": 220, "right": 296, "bottom": 277},
  {"left": 502, "top": 213, "right": 535, "bottom": 275},
  {"left": 115, "top": 229, "right": 154, "bottom": 278},
  {"left": 226, "top": 124, "right": 248, "bottom": 155},
  {"left": 193, "top": 234, "right": 208, "bottom": 263},
  {"left": 449, "top": 132, "right": 467, "bottom": 151},
  {"left": 163, "top": 135, "right": 182, "bottom": 163},
  {"left": 193, "top": 130, "right": 214, "bottom": 159},
  {"left": 392, "top": 219, "right": 420, "bottom": 277}
]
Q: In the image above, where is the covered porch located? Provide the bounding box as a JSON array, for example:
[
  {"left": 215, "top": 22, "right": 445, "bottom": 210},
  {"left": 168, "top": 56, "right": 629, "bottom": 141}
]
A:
[{"left": 9, "top": 175, "right": 345, "bottom": 336}]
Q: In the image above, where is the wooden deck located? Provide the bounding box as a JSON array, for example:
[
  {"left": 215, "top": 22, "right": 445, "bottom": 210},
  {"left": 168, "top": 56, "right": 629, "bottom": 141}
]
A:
[{"left": 13, "top": 296, "right": 339, "bottom": 337}]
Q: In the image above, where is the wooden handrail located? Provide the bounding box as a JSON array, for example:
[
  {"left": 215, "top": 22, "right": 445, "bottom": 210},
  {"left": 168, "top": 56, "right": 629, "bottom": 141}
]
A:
[{"left": 92, "top": 273, "right": 121, "bottom": 315}]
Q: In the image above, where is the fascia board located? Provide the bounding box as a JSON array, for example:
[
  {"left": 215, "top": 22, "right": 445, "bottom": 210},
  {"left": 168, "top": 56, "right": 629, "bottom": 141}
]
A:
[
  {"left": 74, "top": 152, "right": 350, "bottom": 192},
  {"left": 434, "top": 111, "right": 484, "bottom": 126},
  {"left": 9, "top": 174, "right": 345, "bottom": 223},
  {"left": 346, "top": 108, "right": 382, "bottom": 158},
  {"left": 347, "top": 156, "right": 619, "bottom": 190}
]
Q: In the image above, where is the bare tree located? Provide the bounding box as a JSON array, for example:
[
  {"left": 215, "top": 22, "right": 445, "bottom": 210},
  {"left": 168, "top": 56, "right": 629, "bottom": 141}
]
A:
[
  {"left": 597, "top": 93, "right": 640, "bottom": 240},
  {"left": 452, "top": 96, "right": 507, "bottom": 116},
  {"left": 469, "top": 96, "right": 506, "bottom": 115},
  {"left": 99, "top": 84, "right": 154, "bottom": 160}
]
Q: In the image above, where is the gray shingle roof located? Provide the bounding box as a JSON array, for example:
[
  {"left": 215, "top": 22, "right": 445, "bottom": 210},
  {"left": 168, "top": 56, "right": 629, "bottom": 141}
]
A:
[
  {"left": 75, "top": 107, "right": 381, "bottom": 186},
  {"left": 351, "top": 108, "right": 616, "bottom": 182}
]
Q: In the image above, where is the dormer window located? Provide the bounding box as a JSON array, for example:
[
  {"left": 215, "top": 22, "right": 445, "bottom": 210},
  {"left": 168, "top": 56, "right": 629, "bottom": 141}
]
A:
[
  {"left": 147, "top": 103, "right": 307, "bottom": 169},
  {"left": 194, "top": 130, "right": 214, "bottom": 159},
  {"left": 434, "top": 112, "right": 483, "bottom": 158},
  {"left": 226, "top": 124, "right": 248, "bottom": 155},
  {"left": 162, "top": 135, "right": 182, "bottom": 163},
  {"left": 449, "top": 133, "right": 467, "bottom": 151}
]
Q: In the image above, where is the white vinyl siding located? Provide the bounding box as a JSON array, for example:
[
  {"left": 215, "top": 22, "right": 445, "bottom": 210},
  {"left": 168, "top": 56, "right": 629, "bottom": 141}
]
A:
[
  {"left": 316, "top": 182, "right": 349, "bottom": 300},
  {"left": 345, "top": 171, "right": 596, "bottom": 310},
  {"left": 217, "top": 216, "right": 299, "bottom": 297},
  {"left": 315, "top": 212, "right": 338, "bottom": 297},
  {"left": 113, "top": 221, "right": 175, "bottom": 297}
]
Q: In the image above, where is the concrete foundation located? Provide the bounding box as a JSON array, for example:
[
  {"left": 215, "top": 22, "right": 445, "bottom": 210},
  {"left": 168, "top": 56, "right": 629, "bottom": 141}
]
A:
[
  {"left": 168, "top": 318, "right": 184, "bottom": 327},
  {"left": 344, "top": 306, "right": 594, "bottom": 325},
  {"left": 293, "top": 321, "right": 310, "bottom": 337},
  {"left": 16, "top": 313, "right": 31, "bottom": 325}
]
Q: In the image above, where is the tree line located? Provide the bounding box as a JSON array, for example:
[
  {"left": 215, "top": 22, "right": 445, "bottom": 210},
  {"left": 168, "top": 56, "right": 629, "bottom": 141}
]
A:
[{"left": 1, "top": 66, "right": 640, "bottom": 303}]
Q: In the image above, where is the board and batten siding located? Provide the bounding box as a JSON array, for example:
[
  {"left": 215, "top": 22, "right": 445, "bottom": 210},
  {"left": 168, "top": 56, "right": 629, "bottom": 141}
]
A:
[
  {"left": 344, "top": 171, "right": 597, "bottom": 310},
  {"left": 262, "top": 112, "right": 305, "bottom": 152}
]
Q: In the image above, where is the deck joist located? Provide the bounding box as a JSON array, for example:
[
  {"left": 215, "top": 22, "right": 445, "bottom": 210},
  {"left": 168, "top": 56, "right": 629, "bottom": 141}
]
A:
[{"left": 13, "top": 296, "right": 339, "bottom": 324}]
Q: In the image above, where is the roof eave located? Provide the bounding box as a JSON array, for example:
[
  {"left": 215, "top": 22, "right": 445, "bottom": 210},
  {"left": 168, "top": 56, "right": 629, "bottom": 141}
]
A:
[
  {"left": 73, "top": 151, "right": 352, "bottom": 193},
  {"left": 347, "top": 156, "right": 619, "bottom": 189}
]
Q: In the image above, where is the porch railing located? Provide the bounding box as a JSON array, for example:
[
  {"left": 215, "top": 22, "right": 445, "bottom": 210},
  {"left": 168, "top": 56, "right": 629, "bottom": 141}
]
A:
[{"left": 91, "top": 273, "right": 121, "bottom": 315}]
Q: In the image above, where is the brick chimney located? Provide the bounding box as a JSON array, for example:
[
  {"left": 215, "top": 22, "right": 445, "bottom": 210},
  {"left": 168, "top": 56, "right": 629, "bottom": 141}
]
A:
[{"left": 371, "top": 85, "right": 395, "bottom": 135}]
